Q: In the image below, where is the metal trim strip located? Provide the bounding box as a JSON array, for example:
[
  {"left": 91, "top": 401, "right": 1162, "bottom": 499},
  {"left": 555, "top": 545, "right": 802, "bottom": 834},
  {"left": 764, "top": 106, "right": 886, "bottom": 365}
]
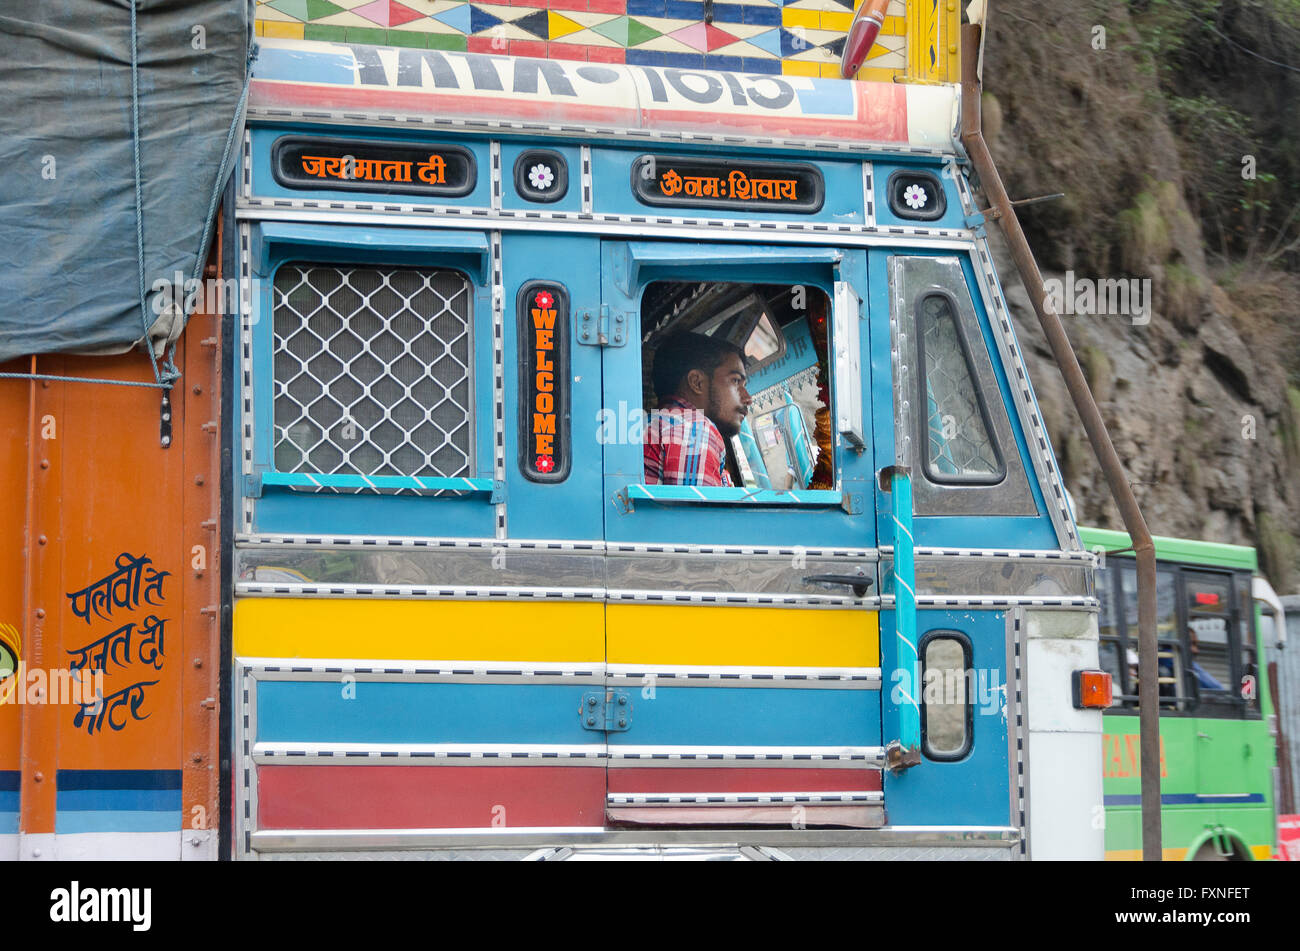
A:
[
  {"left": 491, "top": 229, "right": 506, "bottom": 540},
  {"left": 609, "top": 746, "right": 886, "bottom": 764},
  {"left": 604, "top": 590, "right": 877, "bottom": 608},
  {"left": 235, "top": 582, "right": 603, "bottom": 600},
  {"left": 954, "top": 170, "right": 1079, "bottom": 550},
  {"left": 245, "top": 106, "right": 954, "bottom": 158},
  {"left": 607, "top": 792, "right": 884, "bottom": 804},
  {"left": 607, "top": 664, "right": 881, "bottom": 689},
  {"left": 912, "top": 547, "right": 1097, "bottom": 563},
  {"left": 236, "top": 533, "right": 603, "bottom": 550},
  {"left": 253, "top": 743, "right": 606, "bottom": 764},
  {"left": 234, "top": 204, "right": 975, "bottom": 249},
  {"left": 248, "top": 826, "right": 1022, "bottom": 852}
]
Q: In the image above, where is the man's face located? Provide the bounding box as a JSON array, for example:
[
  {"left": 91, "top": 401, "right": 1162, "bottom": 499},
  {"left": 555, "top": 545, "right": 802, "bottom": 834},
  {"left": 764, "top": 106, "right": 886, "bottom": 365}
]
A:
[{"left": 704, "top": 352, "right": 751, "bottom": 438}]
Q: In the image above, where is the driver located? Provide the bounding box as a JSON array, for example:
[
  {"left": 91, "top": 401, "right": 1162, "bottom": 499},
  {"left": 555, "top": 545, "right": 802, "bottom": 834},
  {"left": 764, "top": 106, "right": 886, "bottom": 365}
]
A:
[{"left": 644, "top": 332, "right": 752, "bottom": 487}]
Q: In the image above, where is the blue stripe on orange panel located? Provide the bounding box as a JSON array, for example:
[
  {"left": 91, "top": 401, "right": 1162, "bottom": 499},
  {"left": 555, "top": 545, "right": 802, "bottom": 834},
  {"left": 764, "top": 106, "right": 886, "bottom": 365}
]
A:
[
  {"left": 0, "top": 770, "right": 16, "bottom": 834},
  {"left": 257, "top": 682, "right": 594, "bottom": 745},
  {"left": 55, "top": 769, "right": 183, "bottom": 835}
]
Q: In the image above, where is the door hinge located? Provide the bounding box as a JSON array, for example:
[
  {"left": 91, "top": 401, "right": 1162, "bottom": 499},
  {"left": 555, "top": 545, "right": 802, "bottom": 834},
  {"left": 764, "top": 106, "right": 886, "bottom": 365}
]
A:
[
  {"left": 580, "top": 689, "right": 632, "bottom": 732},
  {"left": 577, "top": 305, "right": 628, "bottom": 347}
]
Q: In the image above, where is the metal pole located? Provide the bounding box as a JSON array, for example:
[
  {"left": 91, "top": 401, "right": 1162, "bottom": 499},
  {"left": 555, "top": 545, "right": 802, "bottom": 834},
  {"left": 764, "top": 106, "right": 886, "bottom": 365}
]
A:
[{"left": 959, "top": 24, "right": 1162, "bottom": 860}]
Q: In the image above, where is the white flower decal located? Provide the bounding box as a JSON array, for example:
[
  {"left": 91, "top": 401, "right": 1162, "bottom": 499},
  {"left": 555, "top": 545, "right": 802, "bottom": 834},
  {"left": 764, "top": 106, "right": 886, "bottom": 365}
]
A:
[
  {"left": 903, "top": 183, "right": 928, "bottom": 209},
  {"left": 528, "top": 163, "right": 555, "bottom": 191}
]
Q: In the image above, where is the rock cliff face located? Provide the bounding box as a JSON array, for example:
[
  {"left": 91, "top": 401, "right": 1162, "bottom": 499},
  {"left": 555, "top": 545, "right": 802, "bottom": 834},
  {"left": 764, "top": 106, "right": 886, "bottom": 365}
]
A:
[{"left": 977, "top": 0, "right": 1299, "bottom": 590}]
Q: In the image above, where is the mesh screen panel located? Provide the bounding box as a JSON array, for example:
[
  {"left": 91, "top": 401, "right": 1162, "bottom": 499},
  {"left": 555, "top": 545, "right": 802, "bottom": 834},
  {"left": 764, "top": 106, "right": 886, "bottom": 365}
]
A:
[{"left": 272, "top": 264, "right": 473, "bottom": 477}]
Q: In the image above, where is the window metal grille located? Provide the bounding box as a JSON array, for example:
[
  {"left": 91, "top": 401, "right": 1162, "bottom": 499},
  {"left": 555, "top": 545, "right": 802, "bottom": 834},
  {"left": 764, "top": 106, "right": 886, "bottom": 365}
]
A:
[{"left": 272, "top": 264, "right": 473, "bottom": 479}]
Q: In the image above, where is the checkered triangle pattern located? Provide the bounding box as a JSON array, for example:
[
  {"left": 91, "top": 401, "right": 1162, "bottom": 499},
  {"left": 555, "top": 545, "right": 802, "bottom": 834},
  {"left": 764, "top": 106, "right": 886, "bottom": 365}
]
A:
[{"left": 257, "top": 0, "right": 912, "bottom": 80}]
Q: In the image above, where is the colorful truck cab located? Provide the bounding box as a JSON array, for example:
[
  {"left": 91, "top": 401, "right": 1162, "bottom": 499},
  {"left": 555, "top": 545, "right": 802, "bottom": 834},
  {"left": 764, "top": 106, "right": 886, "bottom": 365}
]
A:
[{"left": 228, "top": 21, "right": 1102, "bottom": 860}]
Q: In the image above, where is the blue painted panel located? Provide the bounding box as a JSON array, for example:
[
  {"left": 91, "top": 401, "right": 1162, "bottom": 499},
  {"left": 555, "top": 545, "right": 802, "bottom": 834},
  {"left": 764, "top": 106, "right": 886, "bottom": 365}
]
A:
[
  {"left": 249, "top": 126, "right": 493, "bottom": 209},
  {"left": 500, "top": 143, "right": 585, "bottom": 213},
  {"left": 871, "top": 161, "right": 965, "bottom": 231},
  {"left": 588, "top": 146, "right": 864, "bottom": 224},
  {"left": 606, "top": 686, "right": 878, "bottom": 747},
  {"left": 0, "top": 812, "right": 15, "bottom": 834},
  {"left": 882, "top": 609, "right": 1011, "bottom": 826},
  {"left": 255, "top": 483, "right": 499, "bottom": 538},
  {"left": 500, "top": 233, "right": 605, "bottom": 541},
  {"left": 246, "top": 222, "right": 498, "bottom": 538},
  {"left": 257, "top": 681, "right": 594, "bottom": 745},
  {"left": 600, "top": 242, "right": 877, "bottom": 549}
]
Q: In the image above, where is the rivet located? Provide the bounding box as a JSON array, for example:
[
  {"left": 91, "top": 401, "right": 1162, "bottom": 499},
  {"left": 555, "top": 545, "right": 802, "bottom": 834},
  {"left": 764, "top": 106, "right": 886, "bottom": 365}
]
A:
[
  {"left": 35, "top": 608, "right": 45, "bottom": 619},
  {"left": 618, "top": 719, "right": 627, "bottom": 728},
  {"left": 193, "top": 658, "right": 203, "bottom": 668},
  {"left": 586, "top": 717, "right": 596, "bottom": 726},
  {"left": 193, "top": 385, "right": 202, "bottom": 395},
  {"left": 194, "top": 475, "right": 205, "bottom": 486},
  {"left": 34, "top": 772, "right": 43, "bottom": 782},
  {"left": 37, "top": 535, "right": 46, "bottom": 545},
  {"left": 39, "top": 459, "right": 49, "bottom": 469}
]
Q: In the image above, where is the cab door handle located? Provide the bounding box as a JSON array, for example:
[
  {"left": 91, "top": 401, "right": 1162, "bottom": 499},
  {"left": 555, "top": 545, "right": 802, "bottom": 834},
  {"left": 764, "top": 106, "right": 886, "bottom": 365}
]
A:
[{"left": 803, "top": 573, "right": 874, "bottom": 598}]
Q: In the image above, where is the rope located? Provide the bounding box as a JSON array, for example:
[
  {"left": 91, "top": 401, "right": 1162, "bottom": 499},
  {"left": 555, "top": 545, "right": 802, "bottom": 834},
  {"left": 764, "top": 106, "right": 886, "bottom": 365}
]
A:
[{"left": 0, "top": 373, "right": 173, "bottom": 389}]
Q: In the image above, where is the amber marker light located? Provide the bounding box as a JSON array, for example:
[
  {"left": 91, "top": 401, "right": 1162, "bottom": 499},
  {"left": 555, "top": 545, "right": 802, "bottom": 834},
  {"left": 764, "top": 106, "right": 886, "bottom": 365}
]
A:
[
  {"left": 840, "top": 0, "right": 891, "bottom": 79},
  {"left": 1072, "top": 669, "right": 1113, "bottom": 709}
]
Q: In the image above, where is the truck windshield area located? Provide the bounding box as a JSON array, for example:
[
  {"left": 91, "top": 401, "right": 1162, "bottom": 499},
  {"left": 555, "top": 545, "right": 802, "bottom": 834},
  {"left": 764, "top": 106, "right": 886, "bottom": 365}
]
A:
[{"left": 640, "top": 281, "right": 833, "bottom": 492}]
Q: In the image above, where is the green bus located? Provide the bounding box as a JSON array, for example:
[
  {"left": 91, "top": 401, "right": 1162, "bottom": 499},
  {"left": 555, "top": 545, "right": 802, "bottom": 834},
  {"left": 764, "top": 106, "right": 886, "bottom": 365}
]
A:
[{"left": 1081, "top": 527, "right": 1277, "bottom": 860}]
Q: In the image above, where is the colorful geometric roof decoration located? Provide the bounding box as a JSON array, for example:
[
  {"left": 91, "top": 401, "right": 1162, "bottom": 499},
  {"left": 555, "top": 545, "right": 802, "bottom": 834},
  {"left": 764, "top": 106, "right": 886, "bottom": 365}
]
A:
[{"left": 256, "top": 0, "right": 960, "bottom": 84}]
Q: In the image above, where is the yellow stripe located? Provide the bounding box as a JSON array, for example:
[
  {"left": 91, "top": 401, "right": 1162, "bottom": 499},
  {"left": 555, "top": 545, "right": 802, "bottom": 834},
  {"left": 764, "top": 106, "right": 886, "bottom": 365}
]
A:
[
  {"left": 261, "top": 20, "right": 303, "bottom": 40},
  {"left": 782, "top": 61, "right": 821, "bottom": 77},
  {"left": 1107, "top": 844, "right": 1273, "bottom": 861},
  {"left": 1106, "top": 847, "right": 1189, "bottom": 861},
  {"left": 608, "top": 605, "right": 878, "bottom": 667},
  {"left": 234, "top": 598, "right": 604, "bottom": 662}
]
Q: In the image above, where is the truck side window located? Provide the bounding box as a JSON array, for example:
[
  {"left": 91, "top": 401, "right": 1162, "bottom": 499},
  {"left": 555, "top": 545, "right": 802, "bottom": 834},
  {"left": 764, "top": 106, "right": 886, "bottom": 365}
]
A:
[
  {"left": 640, "top": 282, "right": 834, "bottom": 492},
  {"left": 271, "top": 264, "right": 474, "bottom": 478},
  {"left": 916, "top": 291, "right": 1003, "bottom": 484},
  {"left": 921, "top": 632, "right": 973, "bottom": 760}
]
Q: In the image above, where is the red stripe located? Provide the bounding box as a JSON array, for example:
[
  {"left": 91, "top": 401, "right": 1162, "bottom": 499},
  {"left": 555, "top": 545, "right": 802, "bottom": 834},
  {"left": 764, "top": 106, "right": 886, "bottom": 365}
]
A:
[
  {"left": 251, "top": 80, "right": 642, "bottom": 128},
  {"left": 258, "top": 765, "right": 604, "bottom": 829},
  {"left": 607, "top": 767, "right": 881, "bottom": 793}
]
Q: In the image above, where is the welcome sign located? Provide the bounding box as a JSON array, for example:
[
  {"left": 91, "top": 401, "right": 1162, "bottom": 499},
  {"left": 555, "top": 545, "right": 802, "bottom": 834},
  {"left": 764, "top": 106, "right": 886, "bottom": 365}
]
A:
[{"left": 518, "top": 282, "right": 569, "bottom": 483}]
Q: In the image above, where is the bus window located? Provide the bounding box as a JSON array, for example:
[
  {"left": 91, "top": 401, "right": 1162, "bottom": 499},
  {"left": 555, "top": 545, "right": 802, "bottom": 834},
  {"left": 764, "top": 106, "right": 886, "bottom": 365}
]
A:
[
  {"left": 640, "top": 282, "right": 833, "bottom": 492},
  {"left": 1184, "top": 571, "right": 1234, "bottom": 704},
  {"left": 1121, "top": 565, "right": 1184, "bottom": 710},
  {"left": 272, "top": 263, "right": 474, "bottom": 478},
  {"left": 916, "top": 291, "right": 1004, "bottom": 484},
  {"left": 1237, "top": 574, "right": 1259, "bottom": 713},
  {"left": 1096, "top": 566, "right": 1125, "bottom": 706},
  {"left": 920, "top": 633, "right": 972, "bottom": 761}
]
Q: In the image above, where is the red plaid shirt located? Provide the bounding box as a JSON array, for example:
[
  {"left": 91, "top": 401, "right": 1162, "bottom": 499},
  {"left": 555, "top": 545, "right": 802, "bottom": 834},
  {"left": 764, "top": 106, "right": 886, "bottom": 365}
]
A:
[{"left": 643, "top": 396, "right": 734, "bottom": 487}]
